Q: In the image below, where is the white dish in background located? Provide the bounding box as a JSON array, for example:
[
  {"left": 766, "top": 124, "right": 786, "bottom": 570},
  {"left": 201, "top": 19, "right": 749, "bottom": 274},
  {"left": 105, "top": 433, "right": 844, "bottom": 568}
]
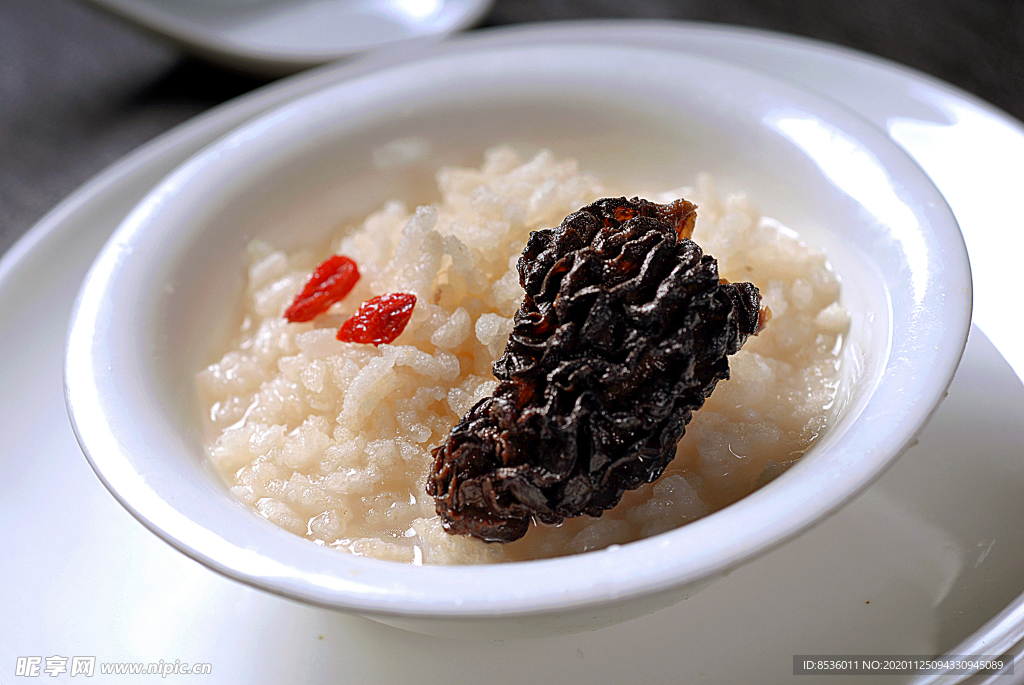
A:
[
  {"left": 83, "top": 0, "right": 493, "bottom": 76},
  {"left": 2, "top": 21, "right": 1022, "bottom": 683}
]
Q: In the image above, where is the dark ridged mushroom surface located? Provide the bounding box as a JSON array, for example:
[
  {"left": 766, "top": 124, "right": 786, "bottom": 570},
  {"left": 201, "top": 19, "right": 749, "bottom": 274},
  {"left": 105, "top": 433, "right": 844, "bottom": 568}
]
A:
[{"left": 428, "top": 197, "right": 762, "bottom": 542}]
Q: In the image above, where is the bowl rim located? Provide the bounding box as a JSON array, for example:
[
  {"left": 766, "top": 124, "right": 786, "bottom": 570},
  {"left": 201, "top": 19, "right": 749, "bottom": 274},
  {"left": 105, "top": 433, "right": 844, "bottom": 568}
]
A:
[{"left": 64, "top": 31, "right": 972, "bottom": 619}]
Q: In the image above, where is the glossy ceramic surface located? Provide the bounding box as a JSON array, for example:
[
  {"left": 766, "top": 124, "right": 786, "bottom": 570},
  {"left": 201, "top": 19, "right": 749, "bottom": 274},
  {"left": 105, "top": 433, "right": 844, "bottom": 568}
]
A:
[
  {"left": 84, "top": 0, "right": 492, "bottom": 75},
  {"left": 2, "top": 22, "right": 1019, "bottom": 682},
  {"left": 64, "top": 37, "right": 968, "bottom": 637}
]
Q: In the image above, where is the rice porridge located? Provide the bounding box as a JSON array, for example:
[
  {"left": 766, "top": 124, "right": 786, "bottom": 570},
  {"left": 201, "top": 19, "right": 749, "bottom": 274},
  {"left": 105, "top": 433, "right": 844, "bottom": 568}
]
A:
[{"left": 197, "top": 147, "right": 849, "bottom": 564}]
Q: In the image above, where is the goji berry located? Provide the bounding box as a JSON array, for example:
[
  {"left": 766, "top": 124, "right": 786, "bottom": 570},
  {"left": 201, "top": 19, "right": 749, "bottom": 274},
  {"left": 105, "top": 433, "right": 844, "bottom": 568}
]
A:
[
  {"left": 336, "top": 293, "right": 416, "bottom": 345},
  {"left": 284, "top": 255, "right": 360, "bottom": 322}
]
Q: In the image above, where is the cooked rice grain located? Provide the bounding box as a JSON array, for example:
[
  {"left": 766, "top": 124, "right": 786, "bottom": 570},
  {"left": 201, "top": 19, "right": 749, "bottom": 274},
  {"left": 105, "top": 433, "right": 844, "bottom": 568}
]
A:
[{"left": 198, "top": 148, "right": 847, "bottom": 564}]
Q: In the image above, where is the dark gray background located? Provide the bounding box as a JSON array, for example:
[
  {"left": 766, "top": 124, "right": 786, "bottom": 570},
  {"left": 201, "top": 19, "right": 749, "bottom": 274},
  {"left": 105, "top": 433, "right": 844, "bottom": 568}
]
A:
[{"left": 2, "top": 0, "right": 1021, "bottom": 258}]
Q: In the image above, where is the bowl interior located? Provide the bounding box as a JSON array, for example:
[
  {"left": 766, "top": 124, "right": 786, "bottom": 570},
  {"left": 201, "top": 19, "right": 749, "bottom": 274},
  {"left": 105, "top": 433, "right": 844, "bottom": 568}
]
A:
[{"left": 66, "top": 41, "right": 969, "bottom": 617}]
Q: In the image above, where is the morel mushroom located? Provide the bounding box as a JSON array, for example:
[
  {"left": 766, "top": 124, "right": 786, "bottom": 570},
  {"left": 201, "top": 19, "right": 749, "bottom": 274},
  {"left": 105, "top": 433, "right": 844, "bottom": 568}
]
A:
[{"left": 428, "top": 197, "right": 763, "bottom": 542}]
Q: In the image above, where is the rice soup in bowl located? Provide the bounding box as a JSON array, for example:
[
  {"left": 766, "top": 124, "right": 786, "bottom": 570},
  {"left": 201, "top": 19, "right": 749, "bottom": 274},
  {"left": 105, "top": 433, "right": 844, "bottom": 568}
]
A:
[
  {"left": 65, "top": 40, "right": 970, "bottom": 638},
  {"left": 199, "top": 147, "right": 850, "bottom": 563}
]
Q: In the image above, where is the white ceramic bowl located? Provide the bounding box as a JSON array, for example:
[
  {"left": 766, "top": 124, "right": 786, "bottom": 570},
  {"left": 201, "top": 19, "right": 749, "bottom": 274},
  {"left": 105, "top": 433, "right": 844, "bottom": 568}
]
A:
[{"left": 65, "top": 37, "right": 971, "bottom": 639}]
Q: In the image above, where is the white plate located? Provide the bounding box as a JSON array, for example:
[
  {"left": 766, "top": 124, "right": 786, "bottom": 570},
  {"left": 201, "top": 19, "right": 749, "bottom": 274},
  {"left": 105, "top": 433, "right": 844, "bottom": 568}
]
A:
[
  {"left": 2, "top": 22, "right": 1022, "bottom": 684},
  {"left": 83, "top": 0, "right": 493, "bottom": 76}
]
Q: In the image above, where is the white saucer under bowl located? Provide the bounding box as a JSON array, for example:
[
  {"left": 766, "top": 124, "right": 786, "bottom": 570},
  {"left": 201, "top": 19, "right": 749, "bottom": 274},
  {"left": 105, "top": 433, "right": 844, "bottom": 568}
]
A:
[{"left": 2, "top": 21, "right": 1022, "bottom": 684}]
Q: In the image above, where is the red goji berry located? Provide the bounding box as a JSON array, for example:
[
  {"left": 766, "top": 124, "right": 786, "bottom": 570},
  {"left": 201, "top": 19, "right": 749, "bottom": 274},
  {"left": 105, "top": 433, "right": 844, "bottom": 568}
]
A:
[
  {"left": 284, "top": 255, "right": 360, "bottom": 323},
  {"left": 336, "top": 293, "right": 416, "bottom": 346}
]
